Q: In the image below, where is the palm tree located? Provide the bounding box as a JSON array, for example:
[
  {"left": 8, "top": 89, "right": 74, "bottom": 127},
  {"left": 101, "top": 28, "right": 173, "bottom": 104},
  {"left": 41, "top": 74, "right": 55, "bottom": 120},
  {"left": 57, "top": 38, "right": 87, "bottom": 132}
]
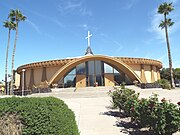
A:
[
  {"left": 3, "top": 20, "right": 16, "bottom": 95},
  {"left": 158, "top": 2, "right": 175, "bottom": 88},
  {"left": 8, "top": 9, "right": 26, "bottom": 94}
]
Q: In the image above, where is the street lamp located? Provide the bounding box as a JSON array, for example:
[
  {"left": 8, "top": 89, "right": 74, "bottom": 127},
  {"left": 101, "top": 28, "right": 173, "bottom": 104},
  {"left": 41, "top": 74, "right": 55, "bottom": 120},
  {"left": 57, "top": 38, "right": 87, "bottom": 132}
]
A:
[
  {"left": 7, "top": 74, "right": 11, "bottom": 95},
  {"left": 22, "top": 69, "right": 25, "bottom": 96}
]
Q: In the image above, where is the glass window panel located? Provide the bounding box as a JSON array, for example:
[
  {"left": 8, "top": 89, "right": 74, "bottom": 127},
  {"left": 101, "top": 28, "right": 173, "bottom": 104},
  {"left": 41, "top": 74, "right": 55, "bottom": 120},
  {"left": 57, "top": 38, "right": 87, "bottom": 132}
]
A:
[
  {"left": 114, "top": 74, "right": 121, "bottom": 85},
  {"left": 85, "top": 62, "right": 88, "bottom": 75},
  {"left": 114, "top": 68, "right": 120, "bottom": 74},
  {"left": 76, "top": 63, "right": 85, "bottom": 74},
  {"left": 67, "top": 68, "right": 76, "bottom": 75},
  {"left": 88, "top": 61, "right": 95, "bottom": 75},
  {"left": 101, "top": 62, "right": 104, "bottom": 74},
  {"left": 96, "top": 75, "right": 103, "bottom": 86},
  {"left": 57, "top": 78, "right": 64, "bottom": 88},
  {"left": 125, "top": 75, "right": 132, "bottom": 84},
  {"left": 95, "top": 61, "right": 102, "bottom": 75},
  {"left": 64, "top": 75, "right": 76, "bottom": 88},
  {"left": 88, "top": 75, "right": 95, "bottom": 86},
  {"left": 104, "top": 63, "right": 113, "bottom": 73}
]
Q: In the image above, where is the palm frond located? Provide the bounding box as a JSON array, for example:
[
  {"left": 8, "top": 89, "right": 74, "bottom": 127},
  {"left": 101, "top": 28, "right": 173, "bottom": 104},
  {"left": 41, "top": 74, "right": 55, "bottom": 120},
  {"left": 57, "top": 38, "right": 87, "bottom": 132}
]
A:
[
  {"left": 158, "top": 2, "right": 174, "bottom": 15},
  {"left": 159, "top": 21, "right": 165, "bottom": 29},
  {"left": 166, "top": 18, "right": 174, "bottom": 27},
  {"left": 8, "top": 9, "right": 27, "bottom": 22},
  {"left": 3, "top": 20, "right": 16, "bottom": 30}
]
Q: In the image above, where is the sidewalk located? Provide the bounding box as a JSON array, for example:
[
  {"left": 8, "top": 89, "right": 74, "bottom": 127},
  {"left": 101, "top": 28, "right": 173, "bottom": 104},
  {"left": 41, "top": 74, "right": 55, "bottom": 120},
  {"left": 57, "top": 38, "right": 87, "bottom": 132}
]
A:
[
  {"left": 62, "top": 97, "right": 124, "bottom": 135},
  {"left": 6, "top": 86, "right": 180, "bottom": 135},
  {"left": 29, "top": 87, "right": 126, "bottom": 135}
]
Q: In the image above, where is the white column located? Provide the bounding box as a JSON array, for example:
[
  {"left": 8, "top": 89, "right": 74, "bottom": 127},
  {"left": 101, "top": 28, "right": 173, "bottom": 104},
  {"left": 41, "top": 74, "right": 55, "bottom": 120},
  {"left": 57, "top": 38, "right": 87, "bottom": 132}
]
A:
[{"left": 22, "top": 69, "right": 26, "bottom": 96}]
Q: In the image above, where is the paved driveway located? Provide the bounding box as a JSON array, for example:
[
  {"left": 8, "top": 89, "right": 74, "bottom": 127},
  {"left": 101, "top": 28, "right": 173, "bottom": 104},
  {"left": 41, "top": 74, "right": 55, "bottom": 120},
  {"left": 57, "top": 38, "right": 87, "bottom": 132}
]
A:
[
  {"left": 27, "top": 86, "right": 180, "bottom": 135},
  {"left": 29, "top": 87, "right": 125, "bottom": 135}
]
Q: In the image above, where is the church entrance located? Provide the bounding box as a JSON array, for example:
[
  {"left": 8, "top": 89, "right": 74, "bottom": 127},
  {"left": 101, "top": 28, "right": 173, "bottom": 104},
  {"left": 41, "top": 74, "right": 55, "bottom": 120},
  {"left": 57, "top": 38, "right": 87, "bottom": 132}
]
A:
[{"left": 58, "top": 60, "right": 132, "bottom": 88}]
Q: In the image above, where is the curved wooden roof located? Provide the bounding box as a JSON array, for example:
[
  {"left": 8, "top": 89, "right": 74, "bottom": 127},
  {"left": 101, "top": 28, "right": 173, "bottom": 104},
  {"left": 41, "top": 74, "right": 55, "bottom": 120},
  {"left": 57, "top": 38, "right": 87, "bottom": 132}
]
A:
[{"left": 17, "top": 55, "right": 162, "bottom": 73}]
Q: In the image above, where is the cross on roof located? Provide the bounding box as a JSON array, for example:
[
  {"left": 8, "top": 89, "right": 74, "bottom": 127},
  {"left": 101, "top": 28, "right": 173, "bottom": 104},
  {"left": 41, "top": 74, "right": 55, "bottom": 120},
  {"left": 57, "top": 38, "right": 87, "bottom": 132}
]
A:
[{"left": 86, "top": 31, "right": 92, "bottom": 47}]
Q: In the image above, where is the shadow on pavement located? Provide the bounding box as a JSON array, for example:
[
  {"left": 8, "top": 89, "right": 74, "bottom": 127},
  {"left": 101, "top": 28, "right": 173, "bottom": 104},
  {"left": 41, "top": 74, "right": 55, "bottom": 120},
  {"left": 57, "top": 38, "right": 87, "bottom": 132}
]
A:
[{"left": 101, "top": 110, "right": 154, "bottom": 135}]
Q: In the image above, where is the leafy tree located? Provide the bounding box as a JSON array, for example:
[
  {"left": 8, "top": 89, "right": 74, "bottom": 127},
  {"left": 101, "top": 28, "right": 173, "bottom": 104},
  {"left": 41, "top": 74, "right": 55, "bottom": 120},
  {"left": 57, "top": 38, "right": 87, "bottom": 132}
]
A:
[
  {"left": 160, "top": 68, "right": 180, "bottom": 84},
  {"left": 158, "top": 2, "right": 175, "bottom": 88},
  {"left": 160, "top": 68, "right": 171, "bottom": 81},
  {"left": 3, "top": 20, "right": 16, "bottom": 95},
  {"left": 8, "top": 9, "right": 26, "bottom": 94},
  {"left": 174, "top": 68, "right": 180, "bottom": 80}
]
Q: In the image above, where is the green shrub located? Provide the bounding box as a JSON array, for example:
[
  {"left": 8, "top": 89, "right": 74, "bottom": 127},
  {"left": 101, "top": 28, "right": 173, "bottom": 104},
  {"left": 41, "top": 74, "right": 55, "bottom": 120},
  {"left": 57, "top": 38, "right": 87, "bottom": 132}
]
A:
[
  {"left": 123, "top": 92, "right": 139, "bottom": 117},
  {"left": 156, "top": 79, "right": 171, "bottom": 90},
  {"left": 129, "top": 94, "right": 180, "bottom": 134},
  {"left": 108, "top": 86, "right": 139, "bottom": 113},
  {"left": 109, "top": 87, "right": 180, "bottom": 134},
  {"left": 0, "top": 97, "right": 79, "bottom": 135},
  {"left": 150, "top": 99, "right": 180, "bottom": 134}
]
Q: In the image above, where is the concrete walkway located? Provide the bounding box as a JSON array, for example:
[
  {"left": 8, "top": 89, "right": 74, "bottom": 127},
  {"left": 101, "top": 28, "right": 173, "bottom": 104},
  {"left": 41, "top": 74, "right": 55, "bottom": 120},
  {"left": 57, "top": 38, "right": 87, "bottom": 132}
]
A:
[
  {"left": 29, "top": 87, "right": 125, "bottom": 135},
  {"left": 1, "top": 86, "right": 179, "bottom": 135},
  {"left": 63, "top": 97, "right": 123, "bottom": 135}
]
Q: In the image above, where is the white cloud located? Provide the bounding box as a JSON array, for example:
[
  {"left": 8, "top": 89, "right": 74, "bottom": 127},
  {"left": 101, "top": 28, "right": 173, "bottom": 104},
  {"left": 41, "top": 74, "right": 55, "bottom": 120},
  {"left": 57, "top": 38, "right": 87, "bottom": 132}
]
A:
[
  {"left": 25, "top": 8, "right": 66, "bottom": 29},
  {"left": 26, "top": 19, "right": 56, "bottom": 39},
  {"left": 57, "top": 0, "right": 92, "bottom": 16},
  {"left": 148, "top": 1, "right": 180, "bottom": 45},
  {"left": 165, "top": 0, "right": 178, "bottom": 4},
  {"left": 148, "top": 11, "right": 166, "bottom": 41},
  {"left": 158, "top": 54, "right": 166, "bottom": 61},
  {"left": 114, "top": 40, "right": 123, "bottom": 52},
  {"left": 173, "top": 60, "right": 180, "bottom": 68},
  {"left": 26, "top": 20, "right": 42, "bottom": 34},
  {"left": 79, "top": 7, "right": 92, "bottom": 16},
  {"left": 122, "top": 0, "right": 139, "bottom": 10},
  {"left": 133, "top": 46, "right": 138, "bottom": 53},
  {"left": 52, "top": 19, "right": 65, "bottom": 28},
  {"left": 81, "top": 24, "right": 88, "bottom": 31},
  {"left": 99, "top": 32, "right": 123, "bottom": 52},
  {"left": 79, "top": 24, "right": 98, "bottom": 32}
]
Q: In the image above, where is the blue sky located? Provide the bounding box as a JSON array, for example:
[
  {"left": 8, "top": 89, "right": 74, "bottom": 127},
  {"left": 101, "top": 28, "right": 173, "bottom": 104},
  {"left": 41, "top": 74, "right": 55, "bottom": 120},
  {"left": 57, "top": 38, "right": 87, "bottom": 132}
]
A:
[{"left": 0, "top": 0, "right": 180, "bottom": 81}]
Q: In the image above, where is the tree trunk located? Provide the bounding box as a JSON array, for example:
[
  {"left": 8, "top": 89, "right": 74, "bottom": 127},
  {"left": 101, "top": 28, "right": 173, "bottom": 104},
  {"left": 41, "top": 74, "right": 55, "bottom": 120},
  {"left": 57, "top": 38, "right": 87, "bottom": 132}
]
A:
[
  {"left": 5, "top": 29, "right": 11, "bottom": 95},
  {"left": 164, "top": 14, "right": 175, "bottom": 88},
  {"left": 10, "top": 22, "right": 18, "bottom": 95}
]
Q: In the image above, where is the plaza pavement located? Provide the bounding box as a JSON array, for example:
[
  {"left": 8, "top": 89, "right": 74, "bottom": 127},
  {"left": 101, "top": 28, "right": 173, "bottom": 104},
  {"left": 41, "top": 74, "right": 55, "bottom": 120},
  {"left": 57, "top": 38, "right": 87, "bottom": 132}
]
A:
[
  {"left": 1, "top": 86, "right": 180, "bottom": 135},
  {"left": 28, "top": 87, "right": 125, "bottom": 135},
  {"left": 27, "top": 86, "right": 180, "bottom": 135}
]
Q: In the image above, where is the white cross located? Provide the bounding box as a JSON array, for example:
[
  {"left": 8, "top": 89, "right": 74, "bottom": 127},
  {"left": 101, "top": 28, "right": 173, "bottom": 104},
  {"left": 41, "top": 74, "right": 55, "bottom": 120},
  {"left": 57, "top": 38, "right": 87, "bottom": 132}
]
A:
[{"left": 86, "top": 31, "right": 92, "bottom": 47}]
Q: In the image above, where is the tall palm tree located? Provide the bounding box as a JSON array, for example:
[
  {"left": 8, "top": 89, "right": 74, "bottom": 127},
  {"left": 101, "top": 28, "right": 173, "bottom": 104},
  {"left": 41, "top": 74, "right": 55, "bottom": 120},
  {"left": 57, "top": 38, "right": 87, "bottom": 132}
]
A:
[
  {"left": 8, "top": 9, "right": 26, "bottom": 94},
  {"left": 3, "top": 20, "right": 16, "bottom": 95},
  {"left": 158, "top": 2, "right": 175, "bottom": 88}
]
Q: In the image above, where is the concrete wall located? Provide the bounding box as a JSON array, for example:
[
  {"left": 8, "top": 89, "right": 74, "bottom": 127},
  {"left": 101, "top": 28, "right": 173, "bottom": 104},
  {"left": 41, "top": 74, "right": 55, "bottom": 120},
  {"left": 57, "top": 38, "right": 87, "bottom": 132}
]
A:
[
  {"left": 25, "top": 69, "right": 31, "bottom": 88},
  {"left": 21, "top": 64, "right": 161, "bottom": 88},
  {"left": 128, "top": 64, "right": 141, "bottom": 77},
  {"left": 15, "top": 73, "right": 20, "bottom": 88},
  {"left": 144, "top": 65, "right": 151, "bottom": 83},
  {"left": 154, "top": 66, "right": 158, "bottom": 81},
  {"left": 33, "top": 68, "right": 42, "bottom": 85},
  {"left": 128, "top": 64, "right": 159, "bottom": 83},
  {"left": 76, "top": 75, "right": 86, "bottom": 87},
  {"left": 46, "top": 66, "right": 60, "bottom": 81},
  {"left": 16, "top": 56, "right": 162, "bottom": 88},
  {"left": 104, "top": 74, "right": 114, "bottom": 86}
]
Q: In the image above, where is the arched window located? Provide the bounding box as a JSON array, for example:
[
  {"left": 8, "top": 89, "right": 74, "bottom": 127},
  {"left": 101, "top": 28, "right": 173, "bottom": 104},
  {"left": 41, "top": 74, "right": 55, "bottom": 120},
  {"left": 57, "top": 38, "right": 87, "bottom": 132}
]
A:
[{"left": 57, "top": 60, "right": 132, "bottom": 88}]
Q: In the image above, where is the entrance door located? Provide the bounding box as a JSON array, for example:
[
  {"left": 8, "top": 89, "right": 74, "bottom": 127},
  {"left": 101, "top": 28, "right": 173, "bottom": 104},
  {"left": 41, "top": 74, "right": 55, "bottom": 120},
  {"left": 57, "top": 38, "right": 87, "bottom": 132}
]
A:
[{"left": 87, "top": 75, "right": 95, "bottom": 86}]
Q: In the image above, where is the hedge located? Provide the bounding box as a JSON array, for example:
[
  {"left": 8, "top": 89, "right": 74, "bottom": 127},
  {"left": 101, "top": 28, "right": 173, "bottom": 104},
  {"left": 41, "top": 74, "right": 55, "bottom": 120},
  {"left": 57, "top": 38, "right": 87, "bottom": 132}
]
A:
[
  {"left": 0, "top": 97, "right": 79, "bottom": 135},
  {"left": 108, "top": 86, "right": 180, "bottom": 135}
]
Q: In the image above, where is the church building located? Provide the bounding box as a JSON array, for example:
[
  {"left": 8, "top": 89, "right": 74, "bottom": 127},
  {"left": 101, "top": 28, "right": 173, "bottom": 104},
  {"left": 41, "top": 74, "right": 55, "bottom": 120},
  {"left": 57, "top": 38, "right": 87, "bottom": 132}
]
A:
[{"left": 16, "top": 31, "right": 162, "bottom": 89}]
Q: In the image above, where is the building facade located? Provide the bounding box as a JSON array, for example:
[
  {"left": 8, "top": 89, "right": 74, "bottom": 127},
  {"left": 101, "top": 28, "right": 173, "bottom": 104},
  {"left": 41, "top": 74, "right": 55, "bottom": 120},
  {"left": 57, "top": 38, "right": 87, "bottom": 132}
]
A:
[
  {"left": 16, "top": 55, "right": 162, "bottom": 89},
  {"left": 16, "top": 31, "right": 162, "bottom": 89}
]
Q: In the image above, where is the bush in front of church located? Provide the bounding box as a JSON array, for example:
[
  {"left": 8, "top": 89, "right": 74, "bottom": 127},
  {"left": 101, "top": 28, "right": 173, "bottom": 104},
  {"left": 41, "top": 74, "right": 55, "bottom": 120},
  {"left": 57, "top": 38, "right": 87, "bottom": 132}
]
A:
[{"left": 0, "top": 97, "right": 79, "bottom": 135}]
